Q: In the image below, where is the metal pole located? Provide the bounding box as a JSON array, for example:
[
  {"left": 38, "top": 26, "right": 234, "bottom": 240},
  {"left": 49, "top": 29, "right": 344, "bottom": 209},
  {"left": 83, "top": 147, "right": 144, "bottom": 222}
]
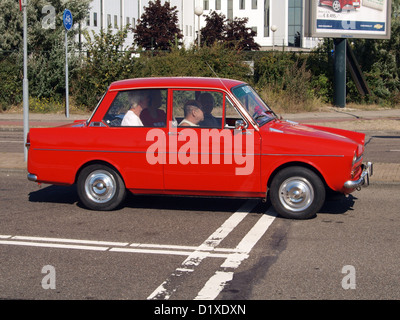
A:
[
  {"left": 198, "top": 16, "right": 201, "bottom": 47},
  {"left": 334, "top": 38, "right": 347, "bottom": 108},
  {"left": 65, "top": 31, "right": 69, "bottom": 118},
  {"left": 194, "top": 6, "right": 203, "bottom": 48},
  {"left": 23, "top": 0, "right": 29, "bottom": 162}
]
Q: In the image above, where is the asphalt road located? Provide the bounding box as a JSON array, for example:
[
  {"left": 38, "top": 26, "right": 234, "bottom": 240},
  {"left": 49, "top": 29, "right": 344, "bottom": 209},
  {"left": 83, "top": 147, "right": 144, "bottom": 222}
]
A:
[
  {"left": 0, "top": 170, "right": 399, "bottom": 302},
  {"left": 1, "top": 127, "right": 399, "bottom": 307}
]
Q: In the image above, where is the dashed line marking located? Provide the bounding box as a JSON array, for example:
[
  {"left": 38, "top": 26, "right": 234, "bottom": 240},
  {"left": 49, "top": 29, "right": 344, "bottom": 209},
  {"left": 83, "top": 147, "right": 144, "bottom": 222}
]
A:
[
  {"left": 147, "top": 200, "right": 276, "bottom": 300},
  {"left": 195, "top": 209, "right": 277, "bottom": 300}
]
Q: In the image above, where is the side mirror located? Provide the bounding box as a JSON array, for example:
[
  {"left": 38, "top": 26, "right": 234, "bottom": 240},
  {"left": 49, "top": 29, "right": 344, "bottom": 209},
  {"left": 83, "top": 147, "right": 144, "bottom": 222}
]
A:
[{"left": 235, "top": 120, "right": 247, "bottom": 130}]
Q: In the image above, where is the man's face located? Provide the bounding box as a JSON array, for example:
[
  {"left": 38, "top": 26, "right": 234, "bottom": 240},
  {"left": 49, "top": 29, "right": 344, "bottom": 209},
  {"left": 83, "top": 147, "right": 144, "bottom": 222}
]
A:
[{"left": 193, "top": 107, "right": 204, "bottom": 123}]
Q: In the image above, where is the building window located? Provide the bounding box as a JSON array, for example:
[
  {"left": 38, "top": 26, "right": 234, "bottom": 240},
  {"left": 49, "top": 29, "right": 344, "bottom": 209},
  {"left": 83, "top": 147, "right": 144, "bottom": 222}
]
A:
[
  {"left": 107, "top": 14, "right": 111, "bottom": 28},
  {"left": 252, "top": 26, "right": 257, "bottom": 36},
  {"left": 252, "top": 0, "right": 257, "bottom": 9},
  {"left": 264, "top": 0, "right": 269, "bottom": 37},
  {"left": 114, "top": 15, "right": 118, "bottom": 29},
  {"left": 86, "top": 14, "right": 90, "bottom": 26},
  {"left": 240, "top": 0, "right": 245, "bottom": 9},
  {"left": 93, "top": 12, "right": 97, "bottom": 27},
  {"left": 216, "top": 0, "right": 221, "bottom": 10},
  {"left": 227, "top": 0, "right": 233, "bottom": 20},
  {"left": 204, "top": 0, "right": 209, "bottom": 10},
  {"left": 288, "top": 0, "right": 303, "bottom": 47}
]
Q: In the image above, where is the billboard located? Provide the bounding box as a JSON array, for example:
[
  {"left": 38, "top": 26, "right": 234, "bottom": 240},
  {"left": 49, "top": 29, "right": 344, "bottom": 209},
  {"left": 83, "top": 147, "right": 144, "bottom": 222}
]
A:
[{"left": 307, "top": 0, "right": 392, "bottom": 39}]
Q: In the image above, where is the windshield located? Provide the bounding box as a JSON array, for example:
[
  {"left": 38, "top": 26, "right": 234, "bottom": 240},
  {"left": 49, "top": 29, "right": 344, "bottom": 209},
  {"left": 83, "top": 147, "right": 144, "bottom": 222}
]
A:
[
  {"left": 231, "top": 85, "right": 276, "bottom": 126},
  {"left": 87, "top": 90, "right": 107, "bottom": 125}
]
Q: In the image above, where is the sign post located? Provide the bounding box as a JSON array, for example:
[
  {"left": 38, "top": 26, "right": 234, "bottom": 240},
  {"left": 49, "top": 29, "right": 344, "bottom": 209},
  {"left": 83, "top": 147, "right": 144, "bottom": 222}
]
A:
[
  {"left": 21, "top": 0, "right": 29, "bottom": 162},
  {"left": 305, "top": 0, "right": 392, "bottom": 108},
  {"left": 333, "top": 38, "right": 347, "bottom": 108},
  {"left": 63, "top": 9, "right": 73, "bottom": 118}
]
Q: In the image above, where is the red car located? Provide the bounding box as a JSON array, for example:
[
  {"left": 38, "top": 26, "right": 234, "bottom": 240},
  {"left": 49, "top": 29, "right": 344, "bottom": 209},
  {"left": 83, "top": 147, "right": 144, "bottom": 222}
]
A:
[
  {"left": 27, "top": 77, "right": 372, "bottom": 219},
  {"left": 318, "top": 0, "right": 360, "bottom": 12}
]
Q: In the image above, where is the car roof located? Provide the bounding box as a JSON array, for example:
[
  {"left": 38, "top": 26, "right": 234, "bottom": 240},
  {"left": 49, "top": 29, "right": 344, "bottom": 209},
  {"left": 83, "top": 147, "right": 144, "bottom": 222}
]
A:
[{"left": 108, "top": 77, "right": 246, "bottom": 92}]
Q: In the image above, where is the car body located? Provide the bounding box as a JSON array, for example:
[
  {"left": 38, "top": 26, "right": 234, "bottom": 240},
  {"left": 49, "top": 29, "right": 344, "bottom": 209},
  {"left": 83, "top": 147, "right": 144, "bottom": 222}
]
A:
[
  {"left": 27, "top": 77, "right": 372, "bottom": 219},
  {"left": 318, "top": 0, "right": 360, "bottom": 12}
]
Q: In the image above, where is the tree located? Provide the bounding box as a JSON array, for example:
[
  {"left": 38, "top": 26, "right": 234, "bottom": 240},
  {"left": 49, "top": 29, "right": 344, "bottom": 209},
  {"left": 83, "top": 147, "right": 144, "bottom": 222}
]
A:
[
  {"left": 225, "top": 17, "right": 260, "bottom": 51},
  {"left": 200, "top": 11, "right": 226, "bottom": 46},
  {"left": 0, "top": 0, "right": 90, "bottom": 107},
  {"left": 0, "top": 0, "right": 23, "bottom": 52},
  {"left": 0, "top": 0, "right": 90, "bottom": 54},
  {"left": 133, "top": 0, "right": 183, "bottom": 51},
  {"left": 200, "top": 11, "right": 260, "bottom": 51}
]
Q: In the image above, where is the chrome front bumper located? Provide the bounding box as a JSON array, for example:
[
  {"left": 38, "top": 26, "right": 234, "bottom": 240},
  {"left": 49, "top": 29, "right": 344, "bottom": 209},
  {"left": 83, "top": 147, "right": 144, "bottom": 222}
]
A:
[
  {"left": 344, "top": 162, "right": 373, "bottom": 189},
  {"left": 27, "top": 173, "right": 37, "bottom": 182}
]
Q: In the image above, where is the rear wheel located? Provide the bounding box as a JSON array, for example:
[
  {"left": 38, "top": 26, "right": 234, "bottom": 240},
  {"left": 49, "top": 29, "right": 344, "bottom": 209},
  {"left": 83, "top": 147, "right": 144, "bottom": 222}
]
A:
[
  {"left": 77, "top": 164, "right": 126, "bottom": 211},
  {"left": 270, "top": 166, "right": 325, "bottom": 219}
]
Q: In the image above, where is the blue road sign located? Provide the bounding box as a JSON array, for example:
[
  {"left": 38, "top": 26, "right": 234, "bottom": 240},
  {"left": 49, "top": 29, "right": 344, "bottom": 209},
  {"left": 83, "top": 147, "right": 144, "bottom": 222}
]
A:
[{"left": 63, "top": 9, "right": 73, "bottom": 31}]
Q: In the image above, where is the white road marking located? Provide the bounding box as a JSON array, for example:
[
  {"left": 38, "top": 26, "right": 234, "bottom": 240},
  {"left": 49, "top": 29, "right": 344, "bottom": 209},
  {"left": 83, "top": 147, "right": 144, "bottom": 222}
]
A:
[
  {"left": 146, "top": 199, "right": 259, "bottom": 300},
  {"left": 0, "top": 235, "right": 242, "bottom": 258},
  {"left": 194, "top": 210, "right": 277, "bottom": 300},
  {"left": 0, "top": 199, "right": 277, "bottom": 301},
  {"left": 0, "top": 240, "right": 109, "bottom": 251},
  {"left": 12, "top": 235, "right": 129, "bottom": 247}
]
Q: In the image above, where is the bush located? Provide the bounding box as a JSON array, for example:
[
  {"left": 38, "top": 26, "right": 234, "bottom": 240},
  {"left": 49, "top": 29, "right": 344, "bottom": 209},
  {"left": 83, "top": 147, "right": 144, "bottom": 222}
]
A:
[
  {"left": 0, "top": 53, "right": 22, "bottom": 111},
  {"left": 72, "top": 28, "right": 133, "bottom": 109},
  {"left": 29, "top": 96, "right": 64, "bottom": 113},
  {"left": 253, "top": 52, "right": 322, "bottom": 113}
]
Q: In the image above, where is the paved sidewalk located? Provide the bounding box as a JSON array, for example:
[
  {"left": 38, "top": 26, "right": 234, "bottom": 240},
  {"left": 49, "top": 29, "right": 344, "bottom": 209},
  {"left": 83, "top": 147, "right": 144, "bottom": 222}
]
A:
[{"left": 0, "top": 109, "right": 399, "bottom": 184}]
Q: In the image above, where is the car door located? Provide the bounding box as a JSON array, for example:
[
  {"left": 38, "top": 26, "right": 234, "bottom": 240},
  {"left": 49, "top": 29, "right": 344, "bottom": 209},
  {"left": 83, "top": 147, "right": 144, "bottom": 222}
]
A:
[
  {"left": 100, "top": 88, "right": 168, "bottom": 191},
  {"left": 163, "top": 89, "right": 261, "bottom": 195}
]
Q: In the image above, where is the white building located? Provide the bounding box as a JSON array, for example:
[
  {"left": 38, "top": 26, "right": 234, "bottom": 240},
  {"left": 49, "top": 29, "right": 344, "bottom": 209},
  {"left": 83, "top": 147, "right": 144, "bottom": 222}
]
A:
[{"left": 81, "top": 0, "right": 319, "bottom": 50}]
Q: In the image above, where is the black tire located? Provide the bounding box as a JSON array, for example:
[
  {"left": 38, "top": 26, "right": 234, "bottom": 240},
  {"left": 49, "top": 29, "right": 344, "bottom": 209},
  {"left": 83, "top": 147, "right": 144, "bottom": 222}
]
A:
[
  {"left": 77, "top": 164, "right": 126, "bottom": 211},
  {"left": 270, "top": 166, "right": 325, "bottom": 220}
]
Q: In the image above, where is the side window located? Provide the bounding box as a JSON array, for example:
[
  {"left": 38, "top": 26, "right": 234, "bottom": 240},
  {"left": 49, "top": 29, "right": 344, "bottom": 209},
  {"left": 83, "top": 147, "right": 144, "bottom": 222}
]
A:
[
  {"left": 103, "top": 89, "right": 167, "bottom": 127},
  {"left": 172, "top": 90, "right": 223, "bottom": 128},
  {"left": 224, "top": 96, "right": 245, "bottom": 128}
]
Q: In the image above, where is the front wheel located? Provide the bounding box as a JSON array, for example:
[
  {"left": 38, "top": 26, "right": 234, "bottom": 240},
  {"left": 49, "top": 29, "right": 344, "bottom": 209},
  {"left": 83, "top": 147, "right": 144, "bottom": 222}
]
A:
[
  {"left": 270, "top": 167, "right": 325, "bottom": 219},
  {"left": 77, "top": 164, "right": 126, "bottom": 211}
]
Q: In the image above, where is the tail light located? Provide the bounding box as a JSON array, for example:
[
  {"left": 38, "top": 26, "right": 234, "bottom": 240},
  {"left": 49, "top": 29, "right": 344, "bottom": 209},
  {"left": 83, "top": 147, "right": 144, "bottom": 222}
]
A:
[{"left": 25, "top": 133, "right": 30, "bottom": 149}]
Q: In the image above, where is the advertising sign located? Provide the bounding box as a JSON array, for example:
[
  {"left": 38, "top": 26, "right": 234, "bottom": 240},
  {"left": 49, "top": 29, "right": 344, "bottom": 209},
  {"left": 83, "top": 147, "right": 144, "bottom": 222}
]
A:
[{"left": 308, "top": 0, "right": 391, "bottom": 39}]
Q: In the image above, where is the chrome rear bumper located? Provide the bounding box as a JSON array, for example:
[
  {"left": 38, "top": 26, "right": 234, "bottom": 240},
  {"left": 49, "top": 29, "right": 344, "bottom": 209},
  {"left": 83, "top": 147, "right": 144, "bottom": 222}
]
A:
[{"left": 344, "top": 162, "right": 373, "bottom": 189}]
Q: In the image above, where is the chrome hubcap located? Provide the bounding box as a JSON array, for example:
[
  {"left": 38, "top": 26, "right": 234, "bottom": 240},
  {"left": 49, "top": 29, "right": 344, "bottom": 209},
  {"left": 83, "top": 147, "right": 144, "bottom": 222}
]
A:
[
  {"left": 279, "top": 177, "right": 314, "bottom": 212},
  {"left": 85, "top": 170, "right": 116, "bottom": 203}
]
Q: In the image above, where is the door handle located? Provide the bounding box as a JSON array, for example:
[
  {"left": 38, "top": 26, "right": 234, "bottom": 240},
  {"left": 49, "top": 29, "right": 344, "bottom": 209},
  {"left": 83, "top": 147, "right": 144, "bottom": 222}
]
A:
[{"left": 240, "top": 131, "right": 252, "bottom": 135}]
